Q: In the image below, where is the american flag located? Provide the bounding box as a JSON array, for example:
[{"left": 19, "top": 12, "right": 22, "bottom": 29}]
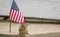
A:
[{"left": 9, "top": 0, "right": 25, "bottom": 24}]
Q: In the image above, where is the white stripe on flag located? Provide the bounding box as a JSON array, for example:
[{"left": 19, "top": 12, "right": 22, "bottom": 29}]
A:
[
  {"left": 18, "top": 12, "right": 21, "bottom": 23},
  {"left": 15, "top": 11, "right": 19, "bottom": 22},
  {"left": 22, "top": 16, "right": 24, "bottom": 23},
  {"left": 14, "top": 11, "right": 18, "bottom": 21},
  {"left": 11, "top": 10, "right": 16, "bottom": 21},
  {"left": 10, "top": 9, "right": 13, "bottom": 20},
  {"left": 16, "top": 12, "right": 20, "bottom": 22},
  {"left": 19, "top": 13, "right": 22, "bottom": 23}
]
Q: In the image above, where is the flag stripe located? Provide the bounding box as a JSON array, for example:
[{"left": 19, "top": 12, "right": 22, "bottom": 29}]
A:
[
  {"left": 13, "top": 10, "right": 16, "bottom": 21},
  {"left": 19, "top": 13, "right": 22, "bottom": 23},
  {"left": 20, "top": 14, "right": 23, "bottom": 23},
  {"left": 16, "top": 11, "right": 20, "bottom": 22},
  {"left": 14, "top": 11, "right": 18, "bottom": 21},
  {"left": 10, "top": 9, "right": 14, "bottom": 20},
  {"left": 15, "top": 11, "right": 19, "bottom": 22},
  {"left": 18, "top": 12, "right": 21, "bottom": 23},
  {"left": 11, "top": 9, "right": 14, "bottom": 20},
  {"left": 11, "top": 9, "right": 16, "bottom": 20},
  {"left": 22, "top": 17, "right": 24, "bottom": 23}
]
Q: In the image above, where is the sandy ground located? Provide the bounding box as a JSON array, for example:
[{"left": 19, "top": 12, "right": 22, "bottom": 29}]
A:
[{"left": 0, "top": 22, "right": 60, "bottom": 35}]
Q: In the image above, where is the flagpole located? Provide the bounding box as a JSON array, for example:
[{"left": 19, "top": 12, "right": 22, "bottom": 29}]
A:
[
  {"left": 9, "top": 20, "right": 11, "bottom": 32},
  {"left": 9, "top": 0, "right": 13, "bottom": 33}
]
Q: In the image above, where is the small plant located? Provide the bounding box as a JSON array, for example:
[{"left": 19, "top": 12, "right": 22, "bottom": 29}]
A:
[{"left": 18, "top": 23, "right": 29, "bottom": 37}]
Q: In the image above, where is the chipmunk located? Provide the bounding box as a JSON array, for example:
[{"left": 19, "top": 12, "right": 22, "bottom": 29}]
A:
[{"left": 19, "top": 23, "right": 29, "bottom": 34}]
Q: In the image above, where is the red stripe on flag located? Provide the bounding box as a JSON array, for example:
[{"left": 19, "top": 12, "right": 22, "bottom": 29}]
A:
[
  {"left": 21, "top": 15, "right": 24, "bottom": 24},
  {"left": 22, "top": 16, "right": 25, "bottom": 24},
  {"left": 12, "top": 10, "right": 16, "bottom": 21},
  {"left": 18, "top": 12, "right": 21, "bottom": 23},
  {"left": 16, "top": 11, "right": 20, "bottom": 22},
  {"left": 15, "top": 11, "right": 19, "bottom": 22},
  {"left": 19, "top": 14, "right": 22, "bottom": 23},
  {"left": 14, "top": 10, "right": 18, "bottom": 21},
  {"left": 10, "top": 9, "right": 14, "bottom": 20}
]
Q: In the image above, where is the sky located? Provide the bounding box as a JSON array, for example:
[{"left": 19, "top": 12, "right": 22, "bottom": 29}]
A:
[{"left": 0, "top": 0, "right": 60, "bottom": 19}]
